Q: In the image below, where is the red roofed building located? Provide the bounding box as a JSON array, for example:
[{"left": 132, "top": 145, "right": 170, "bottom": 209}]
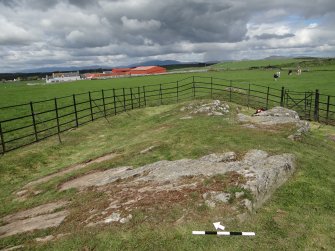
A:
[
  {"left": 129, "top": 66, "right": 166, "bottom": 75},
  {"left": 84, "top": 66, "right": 166, "bottom": 80},
  {"left": 111, "top": 68, "right": 132, "bottom": 75}
]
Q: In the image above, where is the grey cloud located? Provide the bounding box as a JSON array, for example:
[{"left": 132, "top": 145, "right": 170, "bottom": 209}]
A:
[
  {"left": 68, "top": 0, "right": 96, "bottom": 8},
  {"left": 104, "top": 1, "right": 249, "bottom": 44},
  {"left": 1, "top": 0, "right": 335, "bottom": 72},
  {"left": 255, "top": 33, "right": 295, "bottom": 40}
]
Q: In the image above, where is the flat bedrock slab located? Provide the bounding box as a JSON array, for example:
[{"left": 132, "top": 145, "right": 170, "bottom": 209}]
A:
[
  {"left": 60, "top": 150, "right": 295, "bottom": 214},
  {"left": 0, "top": 211, "right": 69, "bottom": 238}
]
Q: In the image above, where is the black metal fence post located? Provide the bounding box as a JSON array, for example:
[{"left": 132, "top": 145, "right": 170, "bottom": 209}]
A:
[
  {"left": 193, "top": 82, "right": 196, "bottom": 98},
  {"left": 30, "top": 101, "right": 38, "bottom": 141},
  {"left": 266, "top": 87, "right": 270, "bottom": 109},
  {"left": 326, "top": 95, "right": 330, "bottom": 124},
  {"left": 89, "top": 91, "right": 94, "bottom": 121},
  {"left": 314, "top": 89, "right": 319, "bottom": 122},
  {"left": 130, "top": 88, "right": 134, "bottom": 109},
  {"left": 143, "top": 86, "right": 147, "bottom": 107},
  {"left": 102, "top": 90, "right": 106, "bottom": 117},
  {"left": 280, "top": 87, "right": 285, "bottom": 107},
  {"left": 54, "top": 98, "right": 62, "bottom": 143},
  {"left": 113, "top": 89, "right": 117, "bottom": 115},
  {"left": 247, "top": 83, "right": 251, "bottom": 108},
  {"left": 123, "top": 88, "right": 126, "bottom": 111},
  {"left": 0, "top": 122, "right": 5, "bottom": 154},
  {"left": 73, "top": 94, "right": 79, "bottom": 127}
]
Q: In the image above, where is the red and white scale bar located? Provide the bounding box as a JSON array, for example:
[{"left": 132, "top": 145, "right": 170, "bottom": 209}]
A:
[{"left": 192, "top": 231, "right": 255, "bottom": 236}]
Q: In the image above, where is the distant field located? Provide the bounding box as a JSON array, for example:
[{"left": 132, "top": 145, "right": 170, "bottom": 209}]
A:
[
  {"left": 212, "top": 58, "right": 303, "bottom": 70},
  {"left": 1, "top": 58, "right": 335, "bottom": 109}
]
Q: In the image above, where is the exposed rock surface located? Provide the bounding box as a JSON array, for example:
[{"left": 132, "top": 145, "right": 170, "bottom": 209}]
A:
[
  {"left": 60, "top": 150, "right": 295, "bottom": 226},
  {"left": 238, "top": 106, "right": 301, "bottom": 125},
  {"left": 0, "top": 201, "right": 69, "bottom": 238},
  {"left": 3, "top": 149, "right": 295, "bottom": 239},
  {"left": 140, "top": 146, "right": 156, "bottom": 154},
  {"left": 199, "top": 152, "right": 236, "bottom": 162},
  {"left": 20, "top": 153, "right": 118, "bottom": 191},
  {"left": 59, "top": 166, "right": 133, "bottom": 191},
  {"left": 180, "top": 100, "right": 229, "bottom": 116},
  {"left": 237, "top": 106, "right": 310, "bottom": 139}
]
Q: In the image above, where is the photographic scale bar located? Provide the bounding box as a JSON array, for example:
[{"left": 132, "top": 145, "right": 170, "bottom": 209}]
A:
[{"left": 192, "top": 231, "right": 255, "bottom": 236}]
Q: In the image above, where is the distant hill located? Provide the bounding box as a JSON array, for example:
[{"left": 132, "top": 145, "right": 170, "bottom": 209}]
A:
[
  {"left": 19, "top": 65, "right": 113, "bottom": 74},
  {"left": 126, "top": 60, "right": 183, "bottom": 68},
  {"left": 263, "top": 55, "right": 292, "bottom": 60},
  {"left": 13, "top": 60, "right": 185, "bottom": 74}
]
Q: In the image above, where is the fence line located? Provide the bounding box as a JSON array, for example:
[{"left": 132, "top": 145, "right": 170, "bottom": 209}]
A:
[{"left": 1, "top": 76, "right": 334, "bottom": 154}]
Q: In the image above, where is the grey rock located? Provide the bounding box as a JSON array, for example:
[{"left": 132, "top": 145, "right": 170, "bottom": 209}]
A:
[
  {"left": 235, "top": 192, "right": 244, "bottom": 199},
  {"left": 254, "top": 107, "right": 299, "bottom": 119},
  {"left": 1, "top": 245, "right": 25, "bottom": 251},
  {"left": 200, "top": 152, "right": 236, "bottom": 163},
  {"left": 59, "top": 150, "right": 295, "bottom": 219},
  {"left": 242, "top": 199, "right": 253, "bottom": 211},
  {"left": 180, "top": 100, "right": 229, "bottom": 116},
  {"left": 2, "top": 201, "right": 69, "bottom": 224},
  {"left": 120, "top": 214, "right": 132, "bottom": 224},
  {"left": 140, "top": 146, "right": 156, "bottom": 154},
  {"left": 205, "top": 200, "right": 216, "bottom": 208},
  {"left": 0, "top": 211, "right": 69, "bottom": 238},
  {"left": 104, "top": 213, "right": 121, "bottom": 223},
  {"left": 203, "top": 191, "right": 230, "bottom": 205},
  {"left": 35, "top": 235, "right": 55, "bottom": 242},
  {"left": 214, "top": 193, "right": 231, "bottom": 203},
  {"left": 238, "top": 107, "right": 301, "bottom": 125}
]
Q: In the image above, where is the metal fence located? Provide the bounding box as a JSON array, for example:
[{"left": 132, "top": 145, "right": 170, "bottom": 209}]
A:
[{"left": 1, "top": 76, "right": 334, "bottom": 154}]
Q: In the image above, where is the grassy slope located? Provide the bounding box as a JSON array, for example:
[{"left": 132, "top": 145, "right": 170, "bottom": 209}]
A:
[
  {"left": 212, "top": 58, "right": 302, "bottom": 69},
  {"left": 0, "top": 100, "right": 334, "bottom": 250}
]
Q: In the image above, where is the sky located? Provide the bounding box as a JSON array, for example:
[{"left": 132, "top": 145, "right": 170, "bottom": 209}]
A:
[{"left": 1, "top": 0, "right": 335, "bottom": 72}]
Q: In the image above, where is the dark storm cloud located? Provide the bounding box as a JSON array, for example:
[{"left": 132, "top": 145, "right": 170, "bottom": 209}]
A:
[{"left": 101, "top": 0, "right": 249, "bottom": 44}]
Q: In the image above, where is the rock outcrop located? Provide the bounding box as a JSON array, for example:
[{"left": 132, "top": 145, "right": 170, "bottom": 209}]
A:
[
  {"left": 59, "top": 150, "right": 295, "bottom": 225},
  {"left": 1, "top": 150, "right": 295, "bottom": 238},
  {"left": 237, "top": 106, "right": 310, "bottom": 139},
  {"left": 180, "top": 100, "right": 230, "bottom": 116}
]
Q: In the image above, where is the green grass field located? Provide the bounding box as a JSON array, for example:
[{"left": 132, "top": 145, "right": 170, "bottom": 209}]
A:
[
  {"left": 1, "top": 58, "right": 335, "bottom": 108},
  {"left": 1, "top": 58, "right": 335, "bottom": 154},
  {"left": 0, "top": 99, "right": 334, "bottom": 250},
  {"left": 0, "top": 58, "right": 335, "bottom": 249}
]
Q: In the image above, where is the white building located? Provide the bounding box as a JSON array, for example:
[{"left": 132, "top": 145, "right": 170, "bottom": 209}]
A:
[{"left": 46, "top": 71, "right": 80, "bottom": 83}]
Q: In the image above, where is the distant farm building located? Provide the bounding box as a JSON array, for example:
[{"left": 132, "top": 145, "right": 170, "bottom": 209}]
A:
[
  {"left": 112, "top": 68, "right": 132, "bottom": 75},
  {"left": 46, "top": 71, "right": 80, "bottom": 83},
  {"left": 84, "top": 66, "right": 167, "bottom": 80},
  {"left": 129, "top": 66, "right": 166, "bottom": 75}
]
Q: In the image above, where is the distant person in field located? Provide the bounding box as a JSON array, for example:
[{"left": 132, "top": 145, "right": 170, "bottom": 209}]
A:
[{"left": 288, "top": 69, "right": 293, "bottom": 75}]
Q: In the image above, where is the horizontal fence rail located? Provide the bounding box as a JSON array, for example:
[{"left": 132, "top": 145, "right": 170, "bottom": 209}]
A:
[{"left": 0, "top": 76, "right": 334, "bottom": 154}]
